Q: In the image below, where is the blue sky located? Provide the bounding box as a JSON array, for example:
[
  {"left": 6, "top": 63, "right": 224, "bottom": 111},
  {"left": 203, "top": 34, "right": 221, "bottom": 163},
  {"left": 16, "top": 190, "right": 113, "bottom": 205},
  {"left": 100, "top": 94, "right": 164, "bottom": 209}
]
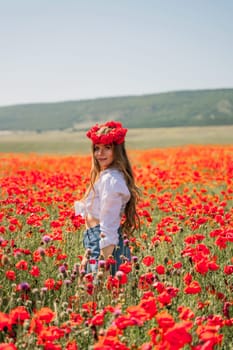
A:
[{"left": 0, "top": 0, "right": 233, "bottom": 106}]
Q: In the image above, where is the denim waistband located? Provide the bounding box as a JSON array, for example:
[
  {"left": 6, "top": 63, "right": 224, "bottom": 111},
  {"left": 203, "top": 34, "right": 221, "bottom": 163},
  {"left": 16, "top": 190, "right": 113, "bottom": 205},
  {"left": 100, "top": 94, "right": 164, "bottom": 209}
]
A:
[
  {"left": 85, "top": 224, "right": 100, "bottom": 233},
  {"left": 84, "top": 224, "right": 122, "bottom": 236}
]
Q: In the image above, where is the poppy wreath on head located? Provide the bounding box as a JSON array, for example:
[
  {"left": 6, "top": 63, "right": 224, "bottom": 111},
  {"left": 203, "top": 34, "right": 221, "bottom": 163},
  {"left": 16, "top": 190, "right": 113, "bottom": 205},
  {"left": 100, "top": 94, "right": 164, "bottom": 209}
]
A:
[{"left": 86, "top": 121, "right": 128, "bottom": 144}]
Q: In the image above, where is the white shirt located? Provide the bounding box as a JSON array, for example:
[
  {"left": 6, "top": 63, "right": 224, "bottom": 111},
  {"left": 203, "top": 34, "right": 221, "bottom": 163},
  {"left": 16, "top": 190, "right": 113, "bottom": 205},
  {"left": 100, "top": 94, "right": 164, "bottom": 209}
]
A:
[{"left": 74, "top": 168, "right": 130, "bottom": 249}]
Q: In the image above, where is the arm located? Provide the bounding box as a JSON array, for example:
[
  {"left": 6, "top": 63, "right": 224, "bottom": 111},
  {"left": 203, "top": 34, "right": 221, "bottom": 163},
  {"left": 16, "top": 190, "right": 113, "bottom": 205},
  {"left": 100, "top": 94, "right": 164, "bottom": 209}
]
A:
[{"left": 98, "top": 172, "right": 130, "bottom": 257}]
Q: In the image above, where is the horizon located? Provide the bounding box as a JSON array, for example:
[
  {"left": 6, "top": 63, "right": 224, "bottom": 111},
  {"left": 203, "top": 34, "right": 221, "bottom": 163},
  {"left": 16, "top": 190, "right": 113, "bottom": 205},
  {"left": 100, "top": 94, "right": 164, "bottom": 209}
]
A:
[{"left": 1, "top": 87, "right": 232, "bottom": 109}]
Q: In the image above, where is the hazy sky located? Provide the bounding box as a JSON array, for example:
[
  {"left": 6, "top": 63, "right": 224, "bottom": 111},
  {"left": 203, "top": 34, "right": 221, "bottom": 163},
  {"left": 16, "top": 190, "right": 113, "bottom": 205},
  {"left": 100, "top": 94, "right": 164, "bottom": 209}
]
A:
[{"left": 0, "top": 0, "right": 233, "bottom": 106}]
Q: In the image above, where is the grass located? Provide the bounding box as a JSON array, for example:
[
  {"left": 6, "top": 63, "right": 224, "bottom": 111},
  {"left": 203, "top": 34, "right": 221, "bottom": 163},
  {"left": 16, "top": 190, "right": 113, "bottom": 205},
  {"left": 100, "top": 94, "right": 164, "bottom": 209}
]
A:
[{"left": 0, "top": 125, "right": 232, "bottom": 154}]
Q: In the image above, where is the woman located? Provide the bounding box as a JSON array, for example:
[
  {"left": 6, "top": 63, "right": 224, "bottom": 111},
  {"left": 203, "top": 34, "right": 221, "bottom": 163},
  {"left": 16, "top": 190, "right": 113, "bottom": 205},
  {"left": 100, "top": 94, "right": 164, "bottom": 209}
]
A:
[{"left": 75, "top": 121, "right": 140, "bottom": 275}]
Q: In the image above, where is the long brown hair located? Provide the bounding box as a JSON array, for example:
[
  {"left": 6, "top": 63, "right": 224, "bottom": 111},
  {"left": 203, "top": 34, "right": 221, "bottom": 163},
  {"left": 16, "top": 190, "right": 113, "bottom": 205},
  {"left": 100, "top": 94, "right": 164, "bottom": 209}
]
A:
[{"left": 85, "top": 141, "right": 141, "bottom": 236}]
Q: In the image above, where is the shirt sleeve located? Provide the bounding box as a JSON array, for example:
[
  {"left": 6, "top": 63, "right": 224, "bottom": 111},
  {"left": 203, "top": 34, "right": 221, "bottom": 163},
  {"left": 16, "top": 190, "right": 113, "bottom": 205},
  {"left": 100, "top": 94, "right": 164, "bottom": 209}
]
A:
[{"left": 98, "top": 172, "right": 130, "bottom": 249}]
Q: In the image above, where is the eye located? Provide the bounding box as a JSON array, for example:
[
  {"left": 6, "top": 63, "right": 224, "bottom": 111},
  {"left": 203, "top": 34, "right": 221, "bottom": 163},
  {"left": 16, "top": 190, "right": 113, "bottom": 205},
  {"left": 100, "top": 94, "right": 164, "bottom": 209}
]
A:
[
  {"left": 94, "top": 146, "right": 100, "bottom": 152},
  {"left": 105, "top": 145, "right": 112, "bottom": 150}
]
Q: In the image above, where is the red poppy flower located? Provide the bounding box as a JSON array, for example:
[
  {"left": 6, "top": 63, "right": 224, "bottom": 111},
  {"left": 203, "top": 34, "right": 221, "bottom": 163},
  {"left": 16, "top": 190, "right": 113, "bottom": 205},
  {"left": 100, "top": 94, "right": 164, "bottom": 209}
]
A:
[
  {"left": 30, "top": 265, "right": 40, "bottom": 277},
  {"left": 69, "top": 313, "right": 84, "bottom": 326},
  {"left": 173, "top": 262, "right": 182, "bottom": 269},
  {"left": 195, "top": 259, "right": 209, "bottom": 275},
  {"left": 156, "top": 310, "right": 175, "bottom": 331},
  {"left": 15, "top": 260, "right": 28, "bottom": 270},
  {"left": 35, "top": 307, "right": 55, "bottom": 323},
  {"left": 142, "top": 256, "right": 155, "bottom": 267},
  {"left": 65, "top": 341, "right": 79, "bottom": 350},
  {"left": 115, "top": 271, "right": 128, "bottom": 284},
  {"left": 208, "top": 261, "right": 219, "bottom": 271},
  {"left": 9, "top": 306, "right": 30, "bottom": 325},
  {"left": 184, "top": 281, "right": 202, "bottom": 294},
  {"left": 157, "top": 291, "right": 172, "bottom": 306},
  {"left": 82, "top": 301, "right": 97, "bottom": 315},
  {"left": 106, "top": 276, "right": 120, "bottom": 290},
  {"left": 119, "top": 262, "right": 132, "bottom": 274},
  {"left": 5, "top": 270, "right": 16, "bottom": 281},
  {"left": 89, "top": 313, "right": 105, "bottom": 326},
  {"left": 177, "top": 306, "right": 195, "bottom": 320},
  {"left": 126, "top": 309, "right": 148, "bottom": 328},
  {"left": 0, "top": 312, "right": 9, "bottom": 331},
  {"left": 114, "top": 315, "right": 139, "bottom": 329},
  {"left": 139, "top": 297, "right": 157, "bottom": 318},
  {"left": 0, "top": 344, "right": 17, "bottom": 350},
  {"left": 155, "top": 265, "right": 166, "bottom": 274},
  {"left": 224, "top": 265, "right": 233, "bottom": 275},
  {"left": 44, "top": 278, "right": 55, "bottom": 290},
  {"left": 183, "top": 273, "right": 192, "bottom": 285},
  {"left": 163, "top": 321, "right": 193, "bottom": 348},
  {"left": 196, "top": 324, "right": 223, "bottom": 347},
  {"left": 138, "top": 272, "right": 155, "bottom": 290}
]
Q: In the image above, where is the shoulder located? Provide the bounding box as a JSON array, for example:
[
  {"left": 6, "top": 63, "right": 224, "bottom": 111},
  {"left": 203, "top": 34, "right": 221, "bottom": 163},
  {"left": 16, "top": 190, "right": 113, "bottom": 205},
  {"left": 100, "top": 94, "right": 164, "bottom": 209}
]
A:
[
  {"left": 99, "top": 168, "right": 129, "bottom": 195},
  {"left": 100, "top": 168, "right": 125, "bottom": 185}
]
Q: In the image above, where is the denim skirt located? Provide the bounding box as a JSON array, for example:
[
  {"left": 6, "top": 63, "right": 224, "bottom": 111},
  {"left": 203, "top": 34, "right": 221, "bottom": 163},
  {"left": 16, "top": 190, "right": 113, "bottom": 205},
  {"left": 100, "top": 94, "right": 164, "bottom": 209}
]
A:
[{"left": 83, "top": 224, "right": 131, "bottom": 275}]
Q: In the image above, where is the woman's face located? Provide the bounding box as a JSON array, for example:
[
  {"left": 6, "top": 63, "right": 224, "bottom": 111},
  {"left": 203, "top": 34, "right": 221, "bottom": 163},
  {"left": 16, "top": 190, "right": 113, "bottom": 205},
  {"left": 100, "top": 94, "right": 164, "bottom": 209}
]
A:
[{"left": 94, "top": 143, "right": 114, "bottom": 170}]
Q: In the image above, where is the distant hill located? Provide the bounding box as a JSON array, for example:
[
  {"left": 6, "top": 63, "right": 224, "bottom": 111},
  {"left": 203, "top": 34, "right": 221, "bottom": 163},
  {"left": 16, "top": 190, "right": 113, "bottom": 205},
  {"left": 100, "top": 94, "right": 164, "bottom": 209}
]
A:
[{"left": 0, "top": 89, "right": 233, "bottom": 131}]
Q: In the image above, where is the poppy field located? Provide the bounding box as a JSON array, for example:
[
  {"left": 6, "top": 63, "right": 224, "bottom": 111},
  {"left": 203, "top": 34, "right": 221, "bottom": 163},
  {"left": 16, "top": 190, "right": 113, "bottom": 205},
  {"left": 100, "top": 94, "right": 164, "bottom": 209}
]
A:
[{"left": 0, "top": 145, "right": 232, "bottom": 350}]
